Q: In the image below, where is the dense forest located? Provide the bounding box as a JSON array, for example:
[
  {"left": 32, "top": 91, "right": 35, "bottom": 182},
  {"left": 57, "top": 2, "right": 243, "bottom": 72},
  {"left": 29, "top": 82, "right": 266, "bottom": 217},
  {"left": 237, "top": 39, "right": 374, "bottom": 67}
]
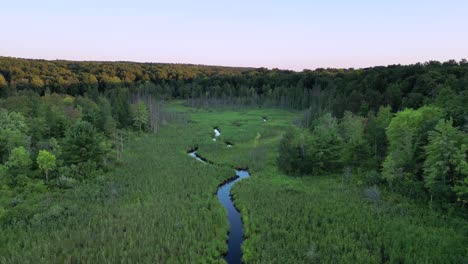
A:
[
  {"left": 1, "top": 57, "right": 467, "bottom": 123},
  {"left": 0, "top": 57, "right": 467, "bottom": 262}
]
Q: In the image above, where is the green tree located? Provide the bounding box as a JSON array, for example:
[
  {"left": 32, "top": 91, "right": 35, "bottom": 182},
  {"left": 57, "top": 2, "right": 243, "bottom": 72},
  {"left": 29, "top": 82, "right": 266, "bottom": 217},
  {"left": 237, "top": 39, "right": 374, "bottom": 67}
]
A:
[
  {"left": 423, "top": 119, "right": 467, "bottom": 202},
  {"left": 132, "top": 101, "right": 149, "bottom": 131},
  {"left": 45, "top": 105, "right": 68, "bottom": 138},
  {"left": 308, "top": 113, "right": 343, "bottom": 175},
  {"left": 0, "top": 109, "right": 30, "bottom": 162},
  {"left": 108, "top": 88, "right": 131, "bottom": 127},
  {"left": 37, "top": 150, "right": 57, "bottom": 184},
  {"left": 339, "top": 111, "right": 370, "bottom": 168},
  {"left": 76, "top": 97, "right": 101, "bottom": 128},
  {"left": 5, "top": 146, "right": 32, "bottom": 186},
  {"left": 382, "top": 106, "right": 444, "bottom": 193},
  {"left": 97, "top": 97, "right": 116, "bottom": 137},
  {"left": 278, "top": 127, "right": 301, "bottom": 174},
  {"left": 62, "top": 121, "right": 105, "bottom": 165},
  {"left": 365, "top": 106, "right": 392, "bottom": 167},
  {"left": 279, "top": 114, "right": 343, "bottom": 176},
  {"left": 434, "top": 86, "right": 468, "bottom": 128}
]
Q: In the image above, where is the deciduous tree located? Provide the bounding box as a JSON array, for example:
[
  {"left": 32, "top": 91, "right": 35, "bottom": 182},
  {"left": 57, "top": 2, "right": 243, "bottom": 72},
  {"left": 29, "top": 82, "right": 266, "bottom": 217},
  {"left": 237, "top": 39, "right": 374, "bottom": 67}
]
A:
[
  {"left": 132, "top": 101, "right": 149, "bottom": 131},
  {"left": 37, "top": 150, "right": 57, "bottom": 184},
  {"left": 423, "top": 119, "right": 467, "bottom": 202}
]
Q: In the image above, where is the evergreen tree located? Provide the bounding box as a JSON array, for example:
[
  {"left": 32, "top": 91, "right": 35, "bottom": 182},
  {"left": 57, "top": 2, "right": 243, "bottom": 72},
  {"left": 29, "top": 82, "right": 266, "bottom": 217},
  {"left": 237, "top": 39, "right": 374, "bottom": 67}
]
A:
[{"left": 62, "top": 121, "right": 105, "bottom": 165}]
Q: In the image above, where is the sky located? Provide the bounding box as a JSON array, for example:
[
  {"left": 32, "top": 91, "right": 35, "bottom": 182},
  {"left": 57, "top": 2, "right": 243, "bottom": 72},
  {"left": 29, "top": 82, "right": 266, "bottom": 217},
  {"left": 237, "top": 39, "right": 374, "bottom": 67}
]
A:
[{"left": 1, "top": 0, "right": 467, "bottom": 71}]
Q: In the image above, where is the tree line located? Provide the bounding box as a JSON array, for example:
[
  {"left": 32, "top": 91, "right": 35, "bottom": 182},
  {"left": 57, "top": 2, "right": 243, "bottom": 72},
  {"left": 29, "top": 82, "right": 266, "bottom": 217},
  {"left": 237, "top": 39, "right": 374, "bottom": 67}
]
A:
[
  {"left": 1, "top": 57, "right": 467, "bottom": 127},
  {"left": 278, "top": 105, "right": 467, "bottom": 210}
]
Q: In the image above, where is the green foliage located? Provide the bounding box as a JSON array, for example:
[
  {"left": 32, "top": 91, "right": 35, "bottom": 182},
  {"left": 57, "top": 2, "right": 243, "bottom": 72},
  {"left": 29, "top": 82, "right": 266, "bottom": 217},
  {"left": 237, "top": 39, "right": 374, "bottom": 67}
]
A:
[
  {"left": 76, "top": 96, "right": 101, "bottom": 127},
  {"left": 0, "top": 109, "right": 30, "bottom": 162},
  {"left": 0, "top": 112, "right": 237, "bottom": 262},
  {"left": 6, "top": 146, "right": 32, "bottom": 173},
  {"left": 235, "top": 171, "right": 468, "bottom": 264},
  {"left": 434, "top": 86, "right": 468, "bottom": 128},
  {"left": 108, "top": 88, "right": 131, "bottom": 127},
  {"left": 62, "top": 121, "right": 106, "bottom": 166},
  {"left": 5, "top": 146, "right": 32, "bottom": 186},
  {"left": 1, "top": 57, "right": 467, "bottom": 120},
  {"left": 382, "top": 107, "right": 444, "bottom": 188},
  {"left": 365, "top": 106, "right": 392, "bottom": 167},
  {"left": 339, "top": 111, "right": 370, "bottom": 168},
  {"left": 44, "top": 105, "right": 68, "bottom": 138},
  {"left": 423, "top": 119, "right": 468, "bottom": 202},
  {"left": 307, "top": 113, "right": 343, "bottom": 175},
  {"left": 453, "top": 178, "right": 468, "bottom": 205},
  {"left": 36, "top": 150, "right": 57, "bottom": 184},
  {"left": 58, "top": 161, "right": 100, "bottom": 180},
  {"left": 131, "top": 101, "right": 149, "bottom": 131},
  {"left": 0, "top": 106, "right": 466, "bottom": 263},
  {"left": 0, "top": 55, "right": 466, "bottom": 262},
  {"left": 278, "top": 113, "right": 342, "bottom": 175},
  {"left": 277, "top": 127, "right": 310, "bottom": 174},
  {"left": 97, "top": 97, "right": 117, "bottom": 137},
  {"left": 0, "top": 109, "right": 29, "bottom": 133}
]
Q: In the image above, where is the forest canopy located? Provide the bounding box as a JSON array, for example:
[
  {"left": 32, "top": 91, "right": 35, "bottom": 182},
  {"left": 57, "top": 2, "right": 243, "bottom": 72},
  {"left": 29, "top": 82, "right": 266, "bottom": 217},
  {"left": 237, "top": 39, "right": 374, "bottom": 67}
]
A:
[{"left": 0, "top": 57, "right": 467, "bottom": 125}]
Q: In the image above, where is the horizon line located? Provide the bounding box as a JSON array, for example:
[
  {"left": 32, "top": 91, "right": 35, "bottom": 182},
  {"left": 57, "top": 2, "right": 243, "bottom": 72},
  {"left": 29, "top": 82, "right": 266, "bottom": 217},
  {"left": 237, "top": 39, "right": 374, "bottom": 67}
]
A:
[{"left": 1, "top": 54, "right": 467, "bottom": 72}]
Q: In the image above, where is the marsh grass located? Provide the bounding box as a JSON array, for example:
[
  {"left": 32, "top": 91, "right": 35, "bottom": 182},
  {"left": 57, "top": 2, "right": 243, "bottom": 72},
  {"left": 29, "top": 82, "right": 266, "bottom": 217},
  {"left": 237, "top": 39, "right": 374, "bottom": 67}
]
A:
[{"left": 1, "top": 104, "right": 466, "bottom": 263}]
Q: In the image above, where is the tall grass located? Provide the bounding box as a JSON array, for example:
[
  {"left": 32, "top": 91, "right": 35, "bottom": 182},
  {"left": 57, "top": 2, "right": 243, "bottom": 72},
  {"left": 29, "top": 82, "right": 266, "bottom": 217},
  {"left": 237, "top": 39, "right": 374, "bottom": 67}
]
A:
[
  {"left": 1, "top": 105, "right": 466, "bottom": 263},
  {"left": 0, "top": 125, "right": 233, "bottom": 263}
]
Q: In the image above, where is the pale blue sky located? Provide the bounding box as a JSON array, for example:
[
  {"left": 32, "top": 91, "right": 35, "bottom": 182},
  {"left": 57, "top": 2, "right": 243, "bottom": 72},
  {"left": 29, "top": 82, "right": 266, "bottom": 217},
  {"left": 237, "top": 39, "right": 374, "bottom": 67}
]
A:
[{"left": 1, "top": 0, "right": 467, "bottom": 70}]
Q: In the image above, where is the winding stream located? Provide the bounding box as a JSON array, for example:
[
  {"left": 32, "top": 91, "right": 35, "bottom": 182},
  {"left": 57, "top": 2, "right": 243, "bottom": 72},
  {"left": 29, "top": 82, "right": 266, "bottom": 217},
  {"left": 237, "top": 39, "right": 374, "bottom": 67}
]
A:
[
  {"left": 217, "top": 169, "right": 250, "bottom": 263},
  {"left": 188, "top": 148, "right": 250, "bottom": 264}
]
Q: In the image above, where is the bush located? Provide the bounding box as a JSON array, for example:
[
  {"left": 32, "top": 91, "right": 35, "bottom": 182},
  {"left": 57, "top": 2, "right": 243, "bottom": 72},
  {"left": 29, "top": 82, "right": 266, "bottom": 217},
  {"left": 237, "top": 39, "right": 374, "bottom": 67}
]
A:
[
  {"left": 55, "top": 176, "right": 77, "bottom": 189},
  {"left": 59, "top": 161, "right": 100, "bottom": 180}
]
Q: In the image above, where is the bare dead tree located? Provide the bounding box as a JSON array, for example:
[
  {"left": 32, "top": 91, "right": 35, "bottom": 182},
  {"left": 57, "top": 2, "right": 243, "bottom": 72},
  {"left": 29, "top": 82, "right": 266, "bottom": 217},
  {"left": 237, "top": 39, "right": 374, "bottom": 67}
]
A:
[{"left": 115, "top": 129, "right": 125, "bottom": 161}]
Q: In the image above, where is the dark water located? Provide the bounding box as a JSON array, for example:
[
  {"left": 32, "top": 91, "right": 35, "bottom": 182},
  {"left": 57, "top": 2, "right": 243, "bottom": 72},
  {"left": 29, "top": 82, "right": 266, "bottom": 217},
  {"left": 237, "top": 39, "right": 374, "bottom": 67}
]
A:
[
  {"left": 217, "top": 170, "right": 250, "bottom": 264},
  {"left": 188, "top": 150, "right": 250, "bottom": 264}
]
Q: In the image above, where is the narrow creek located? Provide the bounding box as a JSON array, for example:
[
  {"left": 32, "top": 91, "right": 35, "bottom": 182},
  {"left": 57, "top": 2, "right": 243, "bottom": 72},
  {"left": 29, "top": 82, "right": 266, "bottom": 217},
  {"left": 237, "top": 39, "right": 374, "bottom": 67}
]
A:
[
  {"left": 217, "top": 169, "right": 250, "bottom": 263},
  {"left": 188, "top": 139, "right": 250, "bottom": 263}
]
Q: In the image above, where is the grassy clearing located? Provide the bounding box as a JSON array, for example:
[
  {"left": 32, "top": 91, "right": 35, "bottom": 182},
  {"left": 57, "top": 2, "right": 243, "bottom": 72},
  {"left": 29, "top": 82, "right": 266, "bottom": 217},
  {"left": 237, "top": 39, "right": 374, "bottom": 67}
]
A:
[{"left": 181, "top": 106, "right": 297, "bottom": 169}]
